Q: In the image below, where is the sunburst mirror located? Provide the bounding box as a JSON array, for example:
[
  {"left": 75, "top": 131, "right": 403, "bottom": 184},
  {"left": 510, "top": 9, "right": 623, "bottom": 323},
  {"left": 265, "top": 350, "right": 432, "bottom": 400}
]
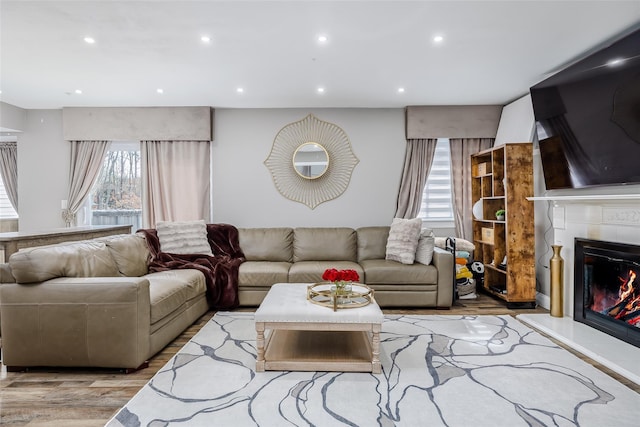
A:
[{"left": 264, "top": 114, "right": 359, "bottom": 209}]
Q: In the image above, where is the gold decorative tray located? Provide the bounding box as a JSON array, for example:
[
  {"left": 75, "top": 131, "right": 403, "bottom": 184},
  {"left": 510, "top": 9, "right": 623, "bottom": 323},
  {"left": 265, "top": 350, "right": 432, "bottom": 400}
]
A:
[{"left": 307, "top": 283, "right": 374, "bottom": 311}]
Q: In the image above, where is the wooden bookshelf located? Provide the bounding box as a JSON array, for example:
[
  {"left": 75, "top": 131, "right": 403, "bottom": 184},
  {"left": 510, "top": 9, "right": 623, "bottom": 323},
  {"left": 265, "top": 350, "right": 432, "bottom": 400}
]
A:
[{"left": 471, "top": 143, "right": 536, "bottom": 307}]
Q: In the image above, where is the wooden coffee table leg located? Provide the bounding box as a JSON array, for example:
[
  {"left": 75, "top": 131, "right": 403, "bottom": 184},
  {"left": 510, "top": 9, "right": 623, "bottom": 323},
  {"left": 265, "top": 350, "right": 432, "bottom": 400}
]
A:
[
  {"left": 371, "top": 323, "right": 381, "bottom": 374},
  {"left": 256, "top": 322, "right": 265, "bottom": 372}
]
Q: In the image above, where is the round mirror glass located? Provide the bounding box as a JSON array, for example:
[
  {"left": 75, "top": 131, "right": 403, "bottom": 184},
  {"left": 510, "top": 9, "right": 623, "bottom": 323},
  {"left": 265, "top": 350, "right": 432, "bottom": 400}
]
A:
[{"left": 292, "top": 142, "right": 329, "bottom": 179}]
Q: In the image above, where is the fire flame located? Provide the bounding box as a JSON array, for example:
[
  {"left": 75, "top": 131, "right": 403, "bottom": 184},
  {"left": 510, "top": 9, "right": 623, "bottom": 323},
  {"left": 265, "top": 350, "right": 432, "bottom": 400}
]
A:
[
  {"left": 619, "top": 270, "right": 636, "bottom": 301},
  {"left": 591, "top": 269, "right": 640, "bottom": 327}
]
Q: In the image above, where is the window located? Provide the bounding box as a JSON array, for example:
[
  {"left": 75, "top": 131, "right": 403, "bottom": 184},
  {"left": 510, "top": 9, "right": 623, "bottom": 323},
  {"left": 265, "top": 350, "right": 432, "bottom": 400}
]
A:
[
  {"left": 88, "top": 141, "right": 142, "bottom": 231},
  {"left": 418, "top": 138, "right": 454, "bottom": 222},
  {"left": 0, "top": 138, "right": 18, "bottom": 220},
  {"left": 0, "top": 174, "right": 18, "bottom": 219}
]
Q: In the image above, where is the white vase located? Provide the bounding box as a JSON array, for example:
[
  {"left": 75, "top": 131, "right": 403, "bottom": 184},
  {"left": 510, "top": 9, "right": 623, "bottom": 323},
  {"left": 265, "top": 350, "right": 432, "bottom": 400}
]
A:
[{"left": 472, "top": 200, "right": 483, "bottom": 220}]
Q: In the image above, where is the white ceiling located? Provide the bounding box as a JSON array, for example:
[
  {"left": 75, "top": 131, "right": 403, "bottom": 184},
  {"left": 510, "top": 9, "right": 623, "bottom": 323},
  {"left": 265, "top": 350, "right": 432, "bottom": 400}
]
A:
[{"left": 2, "top": 0, "right": 640, "bottom": 110}]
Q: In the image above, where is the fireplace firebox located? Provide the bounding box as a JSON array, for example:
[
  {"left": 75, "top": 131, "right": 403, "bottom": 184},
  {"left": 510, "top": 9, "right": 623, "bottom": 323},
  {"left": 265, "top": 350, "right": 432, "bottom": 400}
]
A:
[{"left": 574, "top": 238, "right": 640, "bottom": 349}]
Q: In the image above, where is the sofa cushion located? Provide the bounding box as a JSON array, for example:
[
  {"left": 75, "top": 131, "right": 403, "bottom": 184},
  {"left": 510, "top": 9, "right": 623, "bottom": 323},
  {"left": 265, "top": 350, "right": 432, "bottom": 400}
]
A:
[
  {"left": 8, "top": 240, "right": 120, "bottom": 283},
  {"left": 415, "top": 229, "right": 435, "bottom": 265},
  {"left": 288, "top": 261, "right": 363, "bottom": 283},
  {"left": 156, "top": 220, "right": 213, "bottom": 256},
  {"left": 238, "top": 261, "right": 291, "bottom": 287},
  {"left": 238, "top": 228, "right": 293, "bottom": 262},
  {"left": 385, "top": 218, "right": 422, "bottom": 264},
  {"left": 293, "top": 227, "right": 357, "bottom": 262},
  {"left": 101, "top": 233, "right": 150, "bottom": 277},
  {"left": 360, "top": 259, "right": 438, "bottom": 285},
  {"left": 357, "top": 226, "right": 390, "bottom": 261},
  {"left": 146, "top": 269, "right": 206, "bottom": 324}
]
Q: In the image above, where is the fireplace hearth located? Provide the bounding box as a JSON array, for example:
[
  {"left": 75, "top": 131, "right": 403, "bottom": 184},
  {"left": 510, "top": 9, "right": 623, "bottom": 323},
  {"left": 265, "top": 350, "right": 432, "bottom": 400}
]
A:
[{"left": 574, "top": 238, "right": 640, "bottom": 348}]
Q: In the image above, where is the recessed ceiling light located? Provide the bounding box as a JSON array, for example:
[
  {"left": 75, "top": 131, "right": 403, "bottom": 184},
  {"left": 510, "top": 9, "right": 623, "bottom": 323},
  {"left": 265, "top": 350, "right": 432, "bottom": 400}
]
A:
[
  {"left": 201, "top": 35, "right": 211, "bottom": 43},
  {"left": 236, "top": 87, "right": 244, "bottom": 93},
  {"left": 397, "top": 87, "right": 405, "bottom": 93},
  {"left": 317, "top": 87, "right": 325, "bottom": 93},
  {"left": 433, "top": 35, "right": 444, "bottom": 43},
  {"left": 318, "top": 34, "right": 328, "bottom": 43},
  {"left": 156, "top": 88, "right": 164, "bottom": 94},
  {"left": 84, "top": 36, "right": 95, "bottom": 44},
  {"left": 74, "top": 89, "right": 82, "bottom": 94}
]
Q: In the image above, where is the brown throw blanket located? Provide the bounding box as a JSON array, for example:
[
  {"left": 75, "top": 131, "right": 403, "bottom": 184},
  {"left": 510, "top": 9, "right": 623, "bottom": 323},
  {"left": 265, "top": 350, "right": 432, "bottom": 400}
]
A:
[{"left": 138, "top": 224, "right": 245, "bottom": 309}]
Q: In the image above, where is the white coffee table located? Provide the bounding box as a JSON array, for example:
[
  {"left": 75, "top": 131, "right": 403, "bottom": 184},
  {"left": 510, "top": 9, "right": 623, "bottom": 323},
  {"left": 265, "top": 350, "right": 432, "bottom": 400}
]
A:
[{"left": 255, "top": 283, "right": 384, "bottom": 374}]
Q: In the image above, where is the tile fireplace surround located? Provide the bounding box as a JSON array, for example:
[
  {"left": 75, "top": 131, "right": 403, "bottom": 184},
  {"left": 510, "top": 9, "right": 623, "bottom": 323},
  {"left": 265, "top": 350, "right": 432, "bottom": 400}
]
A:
[{"left": 520, "top": 194, "right": 640, "bottom": 386}]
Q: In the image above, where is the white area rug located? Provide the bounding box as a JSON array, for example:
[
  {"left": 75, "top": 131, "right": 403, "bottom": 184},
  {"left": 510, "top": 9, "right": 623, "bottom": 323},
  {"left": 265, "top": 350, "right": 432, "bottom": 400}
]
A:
[{"left": 107, "top": 313, "right": 640, "bottom": 426}]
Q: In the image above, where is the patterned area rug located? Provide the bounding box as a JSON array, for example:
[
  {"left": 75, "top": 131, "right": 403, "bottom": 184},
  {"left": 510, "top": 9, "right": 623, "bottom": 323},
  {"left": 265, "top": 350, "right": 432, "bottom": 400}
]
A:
[{"left": 107, "top": 313, "right": 640, "bottom": 426}]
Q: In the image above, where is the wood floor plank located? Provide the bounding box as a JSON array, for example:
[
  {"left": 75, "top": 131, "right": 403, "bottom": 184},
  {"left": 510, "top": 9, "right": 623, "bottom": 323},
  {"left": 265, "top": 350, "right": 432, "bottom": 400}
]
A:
[{"left": 0, "top": 295, "right": 637, "bottom": 426}]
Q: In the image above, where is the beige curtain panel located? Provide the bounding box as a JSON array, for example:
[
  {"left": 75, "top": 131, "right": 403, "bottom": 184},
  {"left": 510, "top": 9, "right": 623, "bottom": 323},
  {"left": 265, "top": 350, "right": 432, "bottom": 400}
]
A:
[
  {"left": 394, "top": 138, "right": 438, "bottom": 219},
  {"left": 450, "top": 138, "right": 494, "bottom": 240},
  {"left": 141, "top": 140, "right": 211, "bottom": 228},
  {"left": 66, "top": 140, "right": 112, "bottom": 226},
  {"left": 0, "top": 141, "right": 18, "bottom": 211}
]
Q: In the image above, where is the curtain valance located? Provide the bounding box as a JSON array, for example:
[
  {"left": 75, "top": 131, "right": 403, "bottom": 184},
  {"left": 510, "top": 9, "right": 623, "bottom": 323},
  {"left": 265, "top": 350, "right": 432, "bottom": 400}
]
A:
[
  {"left": 405, "top": 105, "right": 502, "bottom": 139},
  {"left": 63, "top": 107, "right": 214, "bottom": 141}
]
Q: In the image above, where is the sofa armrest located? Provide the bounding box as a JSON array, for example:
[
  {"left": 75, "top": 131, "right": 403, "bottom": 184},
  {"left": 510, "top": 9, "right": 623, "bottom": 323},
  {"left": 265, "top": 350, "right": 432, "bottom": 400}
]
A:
[
  {"left": 432, "top": 247, "right": 454, "bottom": 308},
  {"left": 0, "top": 277, "right": 151, "bottom": 369}
]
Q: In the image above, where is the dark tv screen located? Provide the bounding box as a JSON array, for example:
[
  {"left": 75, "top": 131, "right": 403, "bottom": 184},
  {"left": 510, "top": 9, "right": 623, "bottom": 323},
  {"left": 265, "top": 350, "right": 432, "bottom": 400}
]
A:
[{"left": 530, "top": 28, "right": 640, "bottom": 190}]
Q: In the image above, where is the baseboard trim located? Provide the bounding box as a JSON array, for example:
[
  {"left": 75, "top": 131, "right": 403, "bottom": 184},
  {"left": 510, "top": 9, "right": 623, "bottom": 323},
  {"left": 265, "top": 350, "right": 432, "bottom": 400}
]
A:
[{"left": 536, "top": 292, "right": 550, "bottom": 310}]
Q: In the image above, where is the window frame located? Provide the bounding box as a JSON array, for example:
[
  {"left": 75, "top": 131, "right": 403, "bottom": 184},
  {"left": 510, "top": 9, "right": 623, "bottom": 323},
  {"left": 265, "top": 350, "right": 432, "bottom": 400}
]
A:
[
  {"left": 0, "top": 137, "right": 18, "bottom": 220},
  {"left": 82, "top": 141, "right": 142, "bottom": 230},
  {"left": 418, "top": 138, "right": 455, "bottom": 228}
]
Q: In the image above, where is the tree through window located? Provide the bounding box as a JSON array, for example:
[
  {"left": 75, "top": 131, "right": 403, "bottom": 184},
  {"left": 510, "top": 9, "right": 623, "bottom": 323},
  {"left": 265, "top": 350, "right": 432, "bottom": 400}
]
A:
[{"left": 90, "top": 141, "right": 142, "bottom": 231}]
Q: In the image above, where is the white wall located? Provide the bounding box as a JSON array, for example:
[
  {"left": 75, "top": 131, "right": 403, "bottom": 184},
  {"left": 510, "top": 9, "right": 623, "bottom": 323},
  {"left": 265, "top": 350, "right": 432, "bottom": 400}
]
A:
[
  {"left": 212, "top": 108, "right": 405, "bottom": 228},
  {"left": 18, "top": 110, "right": 68, "bottom": 231},
  {"left": 493, "top": 94, "right": 555, "bottom": 303},
  {"left": 16, "top": 107, "right": 405, "bottom": 232},
  {"left": 494, "top": 94, "right": 535, "bottom": 146},
  {"left": 0, "top": 102, "right": 27, "bottom": 131},
  {"left": 495, "top": 94, "right": 640, "bottom": 309}
]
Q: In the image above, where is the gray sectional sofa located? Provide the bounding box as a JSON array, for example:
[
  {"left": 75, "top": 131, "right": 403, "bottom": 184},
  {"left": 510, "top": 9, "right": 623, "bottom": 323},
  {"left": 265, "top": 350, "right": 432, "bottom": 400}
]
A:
[{"left": 237, "top": 226, "right": 454, "bottom": 308}]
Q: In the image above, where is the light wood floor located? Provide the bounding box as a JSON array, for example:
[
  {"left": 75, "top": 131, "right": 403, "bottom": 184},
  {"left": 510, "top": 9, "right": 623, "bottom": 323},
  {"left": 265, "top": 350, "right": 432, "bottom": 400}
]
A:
[{"left": 1, "top": 293, "right": 638, "bottom": 426}]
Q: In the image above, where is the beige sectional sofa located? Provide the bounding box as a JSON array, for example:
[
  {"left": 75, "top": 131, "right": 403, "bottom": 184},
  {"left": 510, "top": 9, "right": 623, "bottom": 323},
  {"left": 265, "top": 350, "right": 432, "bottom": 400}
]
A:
[
  {"left": 0, "top": 233, "right": 209, "bottom": 371},
  {"left": 237, "top": 226, "right": 454, "bottom": 308},
  {"left": 0, "top": 225, "right": 454, "bottom": 371}
]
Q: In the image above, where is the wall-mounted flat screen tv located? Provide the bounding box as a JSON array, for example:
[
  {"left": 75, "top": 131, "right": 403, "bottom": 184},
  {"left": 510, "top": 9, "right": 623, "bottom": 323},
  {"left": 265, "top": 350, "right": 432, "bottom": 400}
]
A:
[{"left": 530, "top": 28, "right": 640, "bottom": 190}]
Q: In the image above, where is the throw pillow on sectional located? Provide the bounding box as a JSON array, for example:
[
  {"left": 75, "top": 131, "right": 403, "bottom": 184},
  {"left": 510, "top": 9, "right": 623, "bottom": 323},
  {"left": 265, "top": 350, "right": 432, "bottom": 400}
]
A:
[
  {"left": 385, "top": 217, "right": 422, "bottom": 264},
  {"left": 156, "top": 219, "right": 213, "bottom": 256}
]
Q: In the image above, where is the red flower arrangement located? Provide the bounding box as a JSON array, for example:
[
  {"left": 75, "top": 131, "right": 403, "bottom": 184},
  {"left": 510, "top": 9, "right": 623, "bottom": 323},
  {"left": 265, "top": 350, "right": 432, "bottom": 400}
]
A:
[{"left": 322, "top": 268, "right": 360, "bottom": 283}]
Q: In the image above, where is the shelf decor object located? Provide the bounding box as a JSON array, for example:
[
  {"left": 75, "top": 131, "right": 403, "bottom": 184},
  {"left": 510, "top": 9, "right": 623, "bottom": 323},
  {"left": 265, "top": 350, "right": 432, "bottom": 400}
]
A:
[
  {"left": 472, "top": 200, "right": 484, "bottom": 219},
  {"left": 264, "top": 114, "right": 359, "bottom": 209},
  {"left": 307, "top": 283, "right": 374, "bottom": 311},
  {"left": 550, "top": 244, "right": 564, "bottom": 317}
]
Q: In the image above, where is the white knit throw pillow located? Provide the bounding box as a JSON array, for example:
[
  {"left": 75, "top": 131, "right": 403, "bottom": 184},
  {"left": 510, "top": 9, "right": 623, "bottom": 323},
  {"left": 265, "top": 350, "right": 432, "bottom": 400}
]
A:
[
  {"left": 156, "top": 220, "right": 213, "bottom": 256},
  {"left": 385, "top": 217, "right": 422, "bottom": 264}
]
